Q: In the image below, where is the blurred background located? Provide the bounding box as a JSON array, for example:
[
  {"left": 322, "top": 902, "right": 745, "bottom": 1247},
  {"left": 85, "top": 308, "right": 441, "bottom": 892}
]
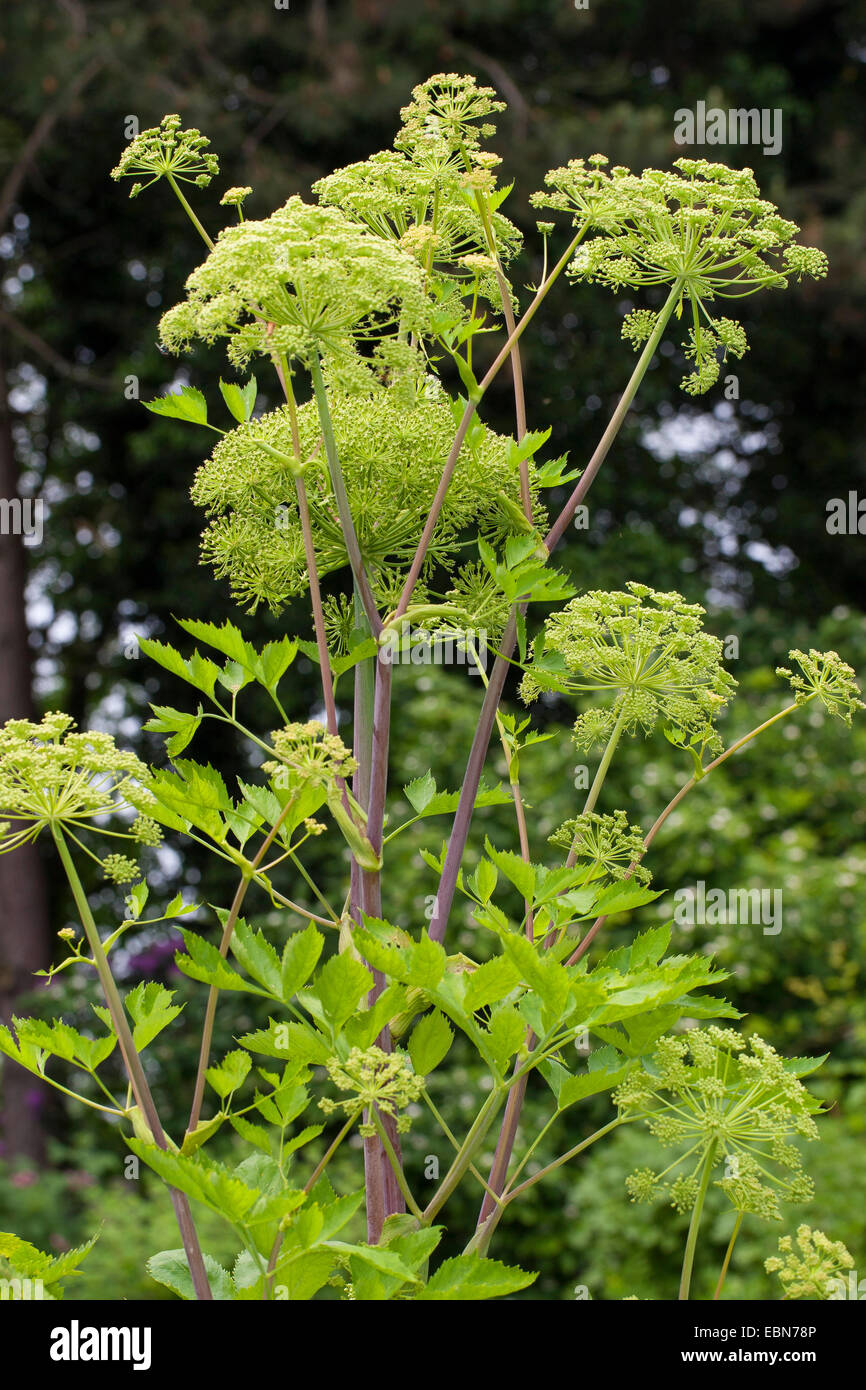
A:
[{"left": 1, "top": 0, "right": 865, "bottom": 1299}]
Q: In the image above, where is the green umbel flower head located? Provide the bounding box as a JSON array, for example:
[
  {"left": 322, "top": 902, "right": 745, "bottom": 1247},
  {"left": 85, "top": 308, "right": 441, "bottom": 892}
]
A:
[
  {"left": 532, "top": 156, "right": 828, "bottom": 394},
  {"left": 110, "top": 114, "right": 219, "bottom": 198},
  {"left": 521, "top": 582, "right": 735, "bottom": 752},
  {"left": 261, "top": 721, "right": 357, "bottom": 792},
  {"left": 315, "top": 74, "right": 519, "bottom": 308},
  {"left": 616, "top": 1028, "right": 823, "bottom": 1221},
  {"left": 765, "top": 1225, "right": 855, "bottom": 1300},
  {"left": 158, "top": 196, "right": 434, "bottom": 370},
  {"left": 396, "top": 72, "right": 506, "bottom": 156},
  {"left": 220, "top": 185, "right": 252, "bottom": 209},
  {"left": 319, "top": 1046, "right": 424, "bottom": 1136},
  {"left": 549, "top": 810, "right": 651, "bottom": 885},
  {"left": 315, "top": 151, "right": 520, "bottom": 309},
  {"left": 776, "top": 649, "right": 864, "bottom": 724},
  {"left": 191, "top": 388, "right": 546, "bottom": 612},
  {"left": 0, "top": 714, "right": 155, "bottom": 876}
]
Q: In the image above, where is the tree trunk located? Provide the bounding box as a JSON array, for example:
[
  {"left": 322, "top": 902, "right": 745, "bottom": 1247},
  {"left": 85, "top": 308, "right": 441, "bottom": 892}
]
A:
[{"left": 0, "top": 334, "right": 52, "bottom": 1165}]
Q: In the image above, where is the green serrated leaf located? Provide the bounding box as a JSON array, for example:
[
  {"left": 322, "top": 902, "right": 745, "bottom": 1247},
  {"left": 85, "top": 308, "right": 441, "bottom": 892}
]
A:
[
  {"left": 125, "top": 982, "right": 184, "bottom": 1051},
  {"left": 205, "top": 1049, "right": 251, "bottom": 1101},
  {"left": 312, "top": 955, "right": 373, "bottom": 1034},
  {"left": 416, "top": 1254, "right": 536, "bottom": 1300},
  {"left": 143, "top": 385, "right": 208, "bottom": 427},
  {"left": 408, "top": 1010, "right": 453, "bottom": 1076},
  {"left": 229, "top": 918, "right": 282, "bottom": 998},
  {"left": 404, "top": 771, "right": 437, "bottom": 813},
  {"left": 281, "top": 924, "right": 325, "bottom": 1001},
  {"left": 463, "top": 956, "right": 521, "bottom": 1013},
  {"left": 146, "top": 1248, "right": 234, "bottom": 1301}
]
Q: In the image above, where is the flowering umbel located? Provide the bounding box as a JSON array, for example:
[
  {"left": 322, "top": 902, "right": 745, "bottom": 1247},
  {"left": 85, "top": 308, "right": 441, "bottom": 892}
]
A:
[
  {"left": 765, "top": 1225, "right": 855, "bottom": 1300},
  {"left": 319, "top": 1046, "right": 424, "bottom": 1136},
  {"left": 158, "top": 196, "right": 433, "bottom": 370},
  {"left": 776, "top": 649, "right": 864, "bottom": 724},
  {"left": 522, "top": 582, "right": 736, "bottom": 753},
  {"left": 192, "top": 389, "right": 544, "bottom": 612},
  {"left": 110, "top": 114, "right": 219, "bottom": 199},
  {"left": 261, "top": 722, "right": 357, "bottom": 790},
  {"left": 315, "top": 73, "right": 520, "bottom": 310},
  {"left": 549, "top": 810, "right": 651, "bottom": 885},
  {"left": 532, "top": 156, "right": 828, "bottom": 394},
  {"left": 0, "top": 714, "right": 158, "bottom": 880},
  {"left": 615, "top": 1028, "right": 822, "bottom": 1221}
]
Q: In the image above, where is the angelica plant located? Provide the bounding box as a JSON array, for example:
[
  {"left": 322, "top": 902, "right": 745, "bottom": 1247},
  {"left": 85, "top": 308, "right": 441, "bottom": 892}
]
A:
[{"left": 0, "top": 74, "right": 859, "bottom": 1305}]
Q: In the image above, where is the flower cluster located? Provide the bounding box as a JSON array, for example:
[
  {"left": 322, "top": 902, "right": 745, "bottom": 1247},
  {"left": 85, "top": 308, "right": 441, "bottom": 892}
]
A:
[
  {"left": 158, "top": 196, "right": 433, "bottom": 370},
  {"left": 220, "top": 185, "right": 252, "bottom": 210},
  {"left": 110, "top": 114, "right": 219, "bottom": 199},
  {"left": 0, "top": 714, "right": 155, "bottom": 859},
  {"left": 532, "top": 156, "right": 828, "bottom": 393},
  {"left": 101, "top": 853, "right": 142, "bottom": 885},
  {"left": 319, "top": 1046, "right": 424, "bottom": 1136},
  {"left": 192, "top": 388, "right": 544, "bottom": 613},
  {"left": 261, "top": 722, "right": 357, "bottom": 792},
  {"left": 765, "top": 1225, "right": 855, "bottom": 1300},
  {"left": 314, "top": 73, "right": 520, "bottom": 308},
  {"left": 521, "top": 582, "right": 735, "bottom": 753},
  {"left": 776, "top": 649, "right": 864, "bottom": 724},
  {"left": 549, "top": 810, "right": 651, "bottom": 885},
  {"left": 616, "top": 1028, "right": 822, "bottom": 1220},
  {"left": 396, "top": 72, "right": 506, "bottom": 158}
]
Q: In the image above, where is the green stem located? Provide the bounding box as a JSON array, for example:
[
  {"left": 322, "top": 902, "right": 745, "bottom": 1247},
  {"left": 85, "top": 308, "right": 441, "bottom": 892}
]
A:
[
  {"left": 34, "top": 1075, "right": 123, "bottom": 1118},
  {"left": 187, "top": 794, "right": 299, "bottom": 1135},
  {"left": 271, "top": 350, "right": 341, "bottom": 741},
  {"left": 644, "top": 699, "right": 805, "bottom": 855},
  {"left": 51, "top": 826, "right": 213, "bottom": 1301},
  {"left": 421, "top": 1092, "right": 502, "bottom": 1204},
  {"left": 165, "top": 174, "right": 214, "bottom": 249},
  {"left": 714, "top": 1210, "right": 744, "bottom": 1300},
  {"left": 545, "top": 278, "right": 685, "bottom": 551},
  {"left": 679, "top": 1140, "right": 719, "bottom": 1300},
  {"left": 422, "top": 1086, "right": 504, "bottom": 1225},
  {"left": 304, "top": 1112, "right": 359, "bottom": 1194},
  {"left": 470, "top": 1117, "right": 627, "bottom": 1256},
  {"left": 564, "top": 698, "right": 808, "bottom": 971},
  {"left": 309, "top": 351, "right": 380, "bottom": 631},
  {"left": 565, "top": 703, "right": 628, "bottom": 869},
  {"left": 371, "top": 1112, "right": 424, "bottom": 1221},
  {"left": 394, "top": 224, "right": 590, "bottom": 623}
]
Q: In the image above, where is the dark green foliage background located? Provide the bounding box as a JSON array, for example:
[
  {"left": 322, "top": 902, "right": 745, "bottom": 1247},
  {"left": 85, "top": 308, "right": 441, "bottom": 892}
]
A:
[{"left": 1, "top": 0, "right": 864, "bottom": 1299}]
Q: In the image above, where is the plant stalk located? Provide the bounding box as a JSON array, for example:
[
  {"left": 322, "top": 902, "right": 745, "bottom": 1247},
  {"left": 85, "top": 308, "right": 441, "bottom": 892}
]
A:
[
  {"left": 679, "top": 1140, "right": 719, "bottom": 1300},
  {"left": 430, "top": 281, "right": 684, "bottom": 946},
  {"left": 51, "top": 826, "right": 213, "bottom": 1301},
  {"left": 714, "top": 1211, "right": 744, "bottom": 1300}
]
